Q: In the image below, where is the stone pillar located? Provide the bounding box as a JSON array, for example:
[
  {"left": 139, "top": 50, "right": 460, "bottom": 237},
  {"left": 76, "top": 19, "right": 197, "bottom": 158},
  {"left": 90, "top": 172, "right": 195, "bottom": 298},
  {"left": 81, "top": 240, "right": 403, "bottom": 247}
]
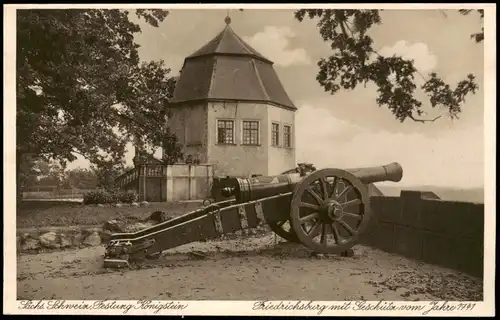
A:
[
  {"left": 206, "top": 165, "right": 214, "bottom": 199},
  {"left": 166, "top": 165, "right": 174, "bottom": 202},
  {"left": 138, "top": 165, "right": 147, "bottom": 201},
  {"left": 188, "top": 165, "right": 196, "bottom": 200}
]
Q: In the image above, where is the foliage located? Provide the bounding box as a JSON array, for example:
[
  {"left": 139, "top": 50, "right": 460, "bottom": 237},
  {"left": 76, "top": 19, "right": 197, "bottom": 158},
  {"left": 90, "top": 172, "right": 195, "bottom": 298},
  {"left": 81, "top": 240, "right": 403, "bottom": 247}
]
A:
[
  {"left": 294, "top": 9, "right": 483, "bottom": 123},
  {"left": 90, "top": 160, "right": 125, "bottom": 190},
  {"left": 459, "top": 9, "right": 485, "bottom": 43},
  {"left": 20, "top": 157, "right": 98, "bottom": 190},
  {"left": 162, "top": 136, "right": 184, "bottom": 164},
  {"left": 19, "top": 158, "right": 67, "bottom": 189},
  {"left": 82, "top": 189, "right": 138, "bottom": 204},
  {"left": 17, "top": 9, "right": 183, "bottom": 177},
  {"left": 18, "top": 155, "right": 44, "bottom": 191},
  {"left": 82, "top": 190, "right": 116, "bottom": 205},
  {"left": 116, "top": 190, "right": 139, "bottom": 203},
  {"left": 63, "top": 168, "right": 98, "bottom": 189}
]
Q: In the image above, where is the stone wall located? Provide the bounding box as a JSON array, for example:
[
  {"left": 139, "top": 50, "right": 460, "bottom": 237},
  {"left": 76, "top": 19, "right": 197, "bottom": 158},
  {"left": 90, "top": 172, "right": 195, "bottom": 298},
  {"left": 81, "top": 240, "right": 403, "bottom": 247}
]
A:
[
  {"left": 359, "top": 190, "right": 484, "bottom": 278},
  {"left": 166, "top": 164, "right": 213, "bottom": 201},
  {"left": 134, "top": 164, "right": 213, "bottom": 202}
]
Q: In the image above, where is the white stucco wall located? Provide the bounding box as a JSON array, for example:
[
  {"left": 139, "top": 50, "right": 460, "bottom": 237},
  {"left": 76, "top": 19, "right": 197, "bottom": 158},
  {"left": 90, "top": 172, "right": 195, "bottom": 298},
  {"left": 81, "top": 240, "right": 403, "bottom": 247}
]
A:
[
  {"left": 168, "top": 103, "right": 208, "bottom": 163},
  {"left": 207, "top": 101, "right": 269, "bottom": 177},
  {"left": 267, "top": 105, "right": 296, "bottom": 175},
  {"left": 169, "top": 101, "right": 296, "bottom": 178}
]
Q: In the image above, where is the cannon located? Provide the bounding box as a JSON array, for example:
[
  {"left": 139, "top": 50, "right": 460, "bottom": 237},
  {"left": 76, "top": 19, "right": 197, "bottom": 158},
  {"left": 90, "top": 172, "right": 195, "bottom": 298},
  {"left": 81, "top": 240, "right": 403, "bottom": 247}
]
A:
[{"left": 103, "top": 162, "right": 403, "bottom": 268}]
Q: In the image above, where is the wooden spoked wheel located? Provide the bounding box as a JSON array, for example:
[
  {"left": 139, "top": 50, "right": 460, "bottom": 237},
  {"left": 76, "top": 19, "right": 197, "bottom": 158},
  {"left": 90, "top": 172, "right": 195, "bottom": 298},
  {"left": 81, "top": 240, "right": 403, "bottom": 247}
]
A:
[
  {"left": 267, "top": 166, "right": 317, "bottom": 243},
  {"left": 289, "top": 168, "right": 371, "bottom": 254}
]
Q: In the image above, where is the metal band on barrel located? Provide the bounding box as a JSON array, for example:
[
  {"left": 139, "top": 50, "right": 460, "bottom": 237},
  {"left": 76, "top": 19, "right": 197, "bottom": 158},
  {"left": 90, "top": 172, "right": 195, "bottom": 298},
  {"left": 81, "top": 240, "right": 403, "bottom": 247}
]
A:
[
  {"left": 237, "top": 178, "right": 251, "bottom": 203},
  {"left": 238, "top": 206, "right": 249, "bottom": 229}
]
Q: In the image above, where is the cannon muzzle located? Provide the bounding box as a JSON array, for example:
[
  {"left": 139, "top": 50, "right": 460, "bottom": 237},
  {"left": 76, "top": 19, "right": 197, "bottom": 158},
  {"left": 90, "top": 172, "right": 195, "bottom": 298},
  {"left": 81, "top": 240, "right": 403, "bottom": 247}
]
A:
[{"left": 346, "top": 162, "right": 403, "bottom": 185}]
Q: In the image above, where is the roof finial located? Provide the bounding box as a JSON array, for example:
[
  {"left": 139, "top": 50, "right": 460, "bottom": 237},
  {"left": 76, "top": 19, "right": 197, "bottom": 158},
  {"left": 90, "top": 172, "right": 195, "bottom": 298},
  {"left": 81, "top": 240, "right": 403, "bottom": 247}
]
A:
[{"left": 224, "top": 12, "right": 231, "bottom": 25}]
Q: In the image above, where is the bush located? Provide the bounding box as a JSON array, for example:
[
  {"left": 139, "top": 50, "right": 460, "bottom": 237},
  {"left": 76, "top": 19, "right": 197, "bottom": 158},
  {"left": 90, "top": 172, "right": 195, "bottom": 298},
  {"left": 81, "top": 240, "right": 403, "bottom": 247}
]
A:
[
  {"left": 83, "top": 189, "right": 138, "bottom": 205},
  {"left": 83, "top": 190, "right": 116, "bottom": 205},
  {"left": 115, "top": 190, "right": 138, "bottom": 204}
]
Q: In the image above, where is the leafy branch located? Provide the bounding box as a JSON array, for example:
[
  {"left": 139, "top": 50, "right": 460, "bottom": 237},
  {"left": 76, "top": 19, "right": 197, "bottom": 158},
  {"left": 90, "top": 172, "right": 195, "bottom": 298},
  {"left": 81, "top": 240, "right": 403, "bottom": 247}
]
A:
[
  {"left": 17, "top": 9, "right": 183, "bottom": 169},
  {"left": 295, "top": 9, "right": 482, "bottom": 123}
]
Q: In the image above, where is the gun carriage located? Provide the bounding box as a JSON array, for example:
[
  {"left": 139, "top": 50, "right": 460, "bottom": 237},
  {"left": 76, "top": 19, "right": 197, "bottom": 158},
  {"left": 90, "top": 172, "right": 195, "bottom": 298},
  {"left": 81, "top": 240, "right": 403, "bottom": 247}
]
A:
[{"left": 103, "top": 162, "right": 403, "bottom": 268}]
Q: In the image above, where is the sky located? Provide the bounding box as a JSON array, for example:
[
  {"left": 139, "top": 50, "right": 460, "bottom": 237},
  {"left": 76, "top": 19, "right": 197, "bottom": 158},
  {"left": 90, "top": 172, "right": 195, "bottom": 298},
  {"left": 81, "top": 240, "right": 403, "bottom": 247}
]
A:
[{"left": 67, "top": 8, "right": 486, "bottom": 189}]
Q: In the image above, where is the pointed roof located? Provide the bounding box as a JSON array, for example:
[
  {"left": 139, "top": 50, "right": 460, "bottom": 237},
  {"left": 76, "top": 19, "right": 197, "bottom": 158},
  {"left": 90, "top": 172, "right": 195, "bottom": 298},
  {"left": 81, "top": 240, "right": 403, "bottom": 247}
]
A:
[
  {"left": 186, "top": 23, "right": 272, "bottom": 64},
  {"left": 171, "top": 17, "right": 296, "bottom": 110}
]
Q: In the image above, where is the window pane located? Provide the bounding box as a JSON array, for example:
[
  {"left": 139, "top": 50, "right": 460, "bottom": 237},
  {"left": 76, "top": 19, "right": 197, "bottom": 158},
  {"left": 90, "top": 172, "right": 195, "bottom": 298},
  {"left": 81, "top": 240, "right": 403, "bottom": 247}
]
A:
[
  {"left": 217, "top": 120, "right": 234, "bottom": 144},
  {"left": 243, "top": 121, "right": 259, "bottom": 145},
  {"left": 283, "top": 125, "right": 291, "bottom": 147},
  {"left": 217, "top": 129, "right": 225, "bottom": 143},
  {"left": 272, "top": 123, "right": 279, "bottom": 146}
]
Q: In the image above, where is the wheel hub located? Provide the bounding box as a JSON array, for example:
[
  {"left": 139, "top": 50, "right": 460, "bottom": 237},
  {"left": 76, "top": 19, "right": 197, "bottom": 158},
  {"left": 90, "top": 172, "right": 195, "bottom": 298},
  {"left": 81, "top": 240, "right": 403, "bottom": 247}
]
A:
[{"left": 319, "top": 199, "right": 344, "bottom": 221}]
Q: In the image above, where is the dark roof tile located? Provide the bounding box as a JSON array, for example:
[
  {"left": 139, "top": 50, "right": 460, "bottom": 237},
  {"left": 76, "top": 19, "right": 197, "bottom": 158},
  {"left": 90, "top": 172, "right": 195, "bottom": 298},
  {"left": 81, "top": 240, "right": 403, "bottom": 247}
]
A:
[
  {"left": 172, "top": 56, "right": 215, "bottom": 101},
  {"left": 187, "top": 25, "right": 270, "bottom": 62},
  {"left": 172, "top": 23, "right": 296, "bottom": 110}
]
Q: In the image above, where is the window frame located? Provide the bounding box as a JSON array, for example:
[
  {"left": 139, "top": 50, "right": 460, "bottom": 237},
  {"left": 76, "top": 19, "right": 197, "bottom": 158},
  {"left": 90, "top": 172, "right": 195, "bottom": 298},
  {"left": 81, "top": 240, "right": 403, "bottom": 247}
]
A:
[
  {"left": 241, "top": 119, "right": 260, "bottom": 146},
  {"left": 216, "top": 119, "right": 236, "bottom": 145},
  {"left": 283, "top": 124, "right": 292, "bottom": 148},
  {"left": 271, "top": 122, "right": 280, "bottom": 147}
]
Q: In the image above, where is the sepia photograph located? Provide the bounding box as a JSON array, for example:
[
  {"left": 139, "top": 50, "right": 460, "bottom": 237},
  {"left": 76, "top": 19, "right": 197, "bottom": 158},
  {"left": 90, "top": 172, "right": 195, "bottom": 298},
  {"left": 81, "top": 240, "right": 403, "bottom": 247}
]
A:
[{"left": 5, "top": 3, "right": 495, "bottom": 316}]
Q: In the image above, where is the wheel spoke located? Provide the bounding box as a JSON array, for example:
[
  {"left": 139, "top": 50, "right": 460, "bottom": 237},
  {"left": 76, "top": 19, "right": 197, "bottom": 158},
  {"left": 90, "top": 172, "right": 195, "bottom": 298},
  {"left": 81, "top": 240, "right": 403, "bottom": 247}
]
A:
[
  {"left": 307, "top": 220, "right": 322, "bottom": 237},
  {"left": 306, "top": 187, "right": 323, "bottom": 204},
  {"left": 341, "top": 198, "right": 361, "bottom": 207},
  {"left": 338, "top": 220, "right": 357, "bottom": 235},
  {"left": 335, "top": 180, "right": 345, "bottom": 195},
  {"left": 343, "top": 211, "right": 363, "bottom": 220},
  {"left": 337, "top": 184, "right": 352, "bottom": 200},
  {"left": 320, "top": 223, "right": 327, "bottom": 246},
  {"left": 328, "top": 177, "right": 338, "bottom": 199},
  {"left": 320, "top": 178, "right": 329, "bottom": 200},
  {"left": 299, "top": 201, "right": 320, "bottom": 210},
  {"left": 331, "top": 223, "right": 341, "bottom": 244},
  {"left": 300, "top": 212, "right": 319, "bottom": 223}
]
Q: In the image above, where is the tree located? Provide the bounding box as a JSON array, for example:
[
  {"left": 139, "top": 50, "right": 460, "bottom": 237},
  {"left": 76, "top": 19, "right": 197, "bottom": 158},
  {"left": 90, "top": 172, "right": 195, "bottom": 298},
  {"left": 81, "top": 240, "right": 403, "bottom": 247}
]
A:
[
  {"left": 91, "top": 160, "right": 126, "bottom": 191},
  {"left": 18, "top": 155, "right": 45, "bottom": 196},
  {"left": 18, "top": 158, "right": 67, "bottom": 191},
  {"left": 458, "top": 9, "right": 484, "bottom": 43},
  {"left": 17, "top": 9, "right": 183, "bottom": 197},
  {"left": 37, "top": 161, "right": 66, "bottom": 189},
  {"left": 64, "top": 168, "right": 98, "bottom": 189},
  {"left": 294, "top": 9, "right": 483, "bottom": 123}
]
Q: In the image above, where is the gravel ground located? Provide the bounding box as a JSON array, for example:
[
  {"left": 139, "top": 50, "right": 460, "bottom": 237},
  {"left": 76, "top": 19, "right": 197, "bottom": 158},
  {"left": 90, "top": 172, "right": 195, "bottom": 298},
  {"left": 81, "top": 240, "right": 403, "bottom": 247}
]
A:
[{"left": 17, "top": 232, "right": 483, "bottom": 301}]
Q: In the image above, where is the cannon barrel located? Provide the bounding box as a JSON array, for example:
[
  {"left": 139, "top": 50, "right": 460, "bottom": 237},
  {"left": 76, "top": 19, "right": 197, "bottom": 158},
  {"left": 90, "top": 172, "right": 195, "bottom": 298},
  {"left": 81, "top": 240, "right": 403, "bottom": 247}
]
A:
[
  {"left": 222, "top": 162, "right": 403, "bottom": 203},
  {"left": 222, "top": 172, "right": 304, "bottom": 203},
  {"left": 346, "top": 162, "right": 403, "bottom": 185}
]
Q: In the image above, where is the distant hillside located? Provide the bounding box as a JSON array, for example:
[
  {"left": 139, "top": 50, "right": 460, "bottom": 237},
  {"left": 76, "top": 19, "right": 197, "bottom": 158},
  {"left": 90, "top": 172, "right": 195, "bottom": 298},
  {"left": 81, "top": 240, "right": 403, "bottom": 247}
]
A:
[{"left": 376, "top": 185, "right": 485, "bottom": 204}]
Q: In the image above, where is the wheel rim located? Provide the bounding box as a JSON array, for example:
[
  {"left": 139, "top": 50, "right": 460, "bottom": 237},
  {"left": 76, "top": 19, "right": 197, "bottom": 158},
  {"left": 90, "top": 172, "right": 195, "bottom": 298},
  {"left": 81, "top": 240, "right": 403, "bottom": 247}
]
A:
[{"left": 289, "top": 168, "right": 371, "bottom": 254}]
